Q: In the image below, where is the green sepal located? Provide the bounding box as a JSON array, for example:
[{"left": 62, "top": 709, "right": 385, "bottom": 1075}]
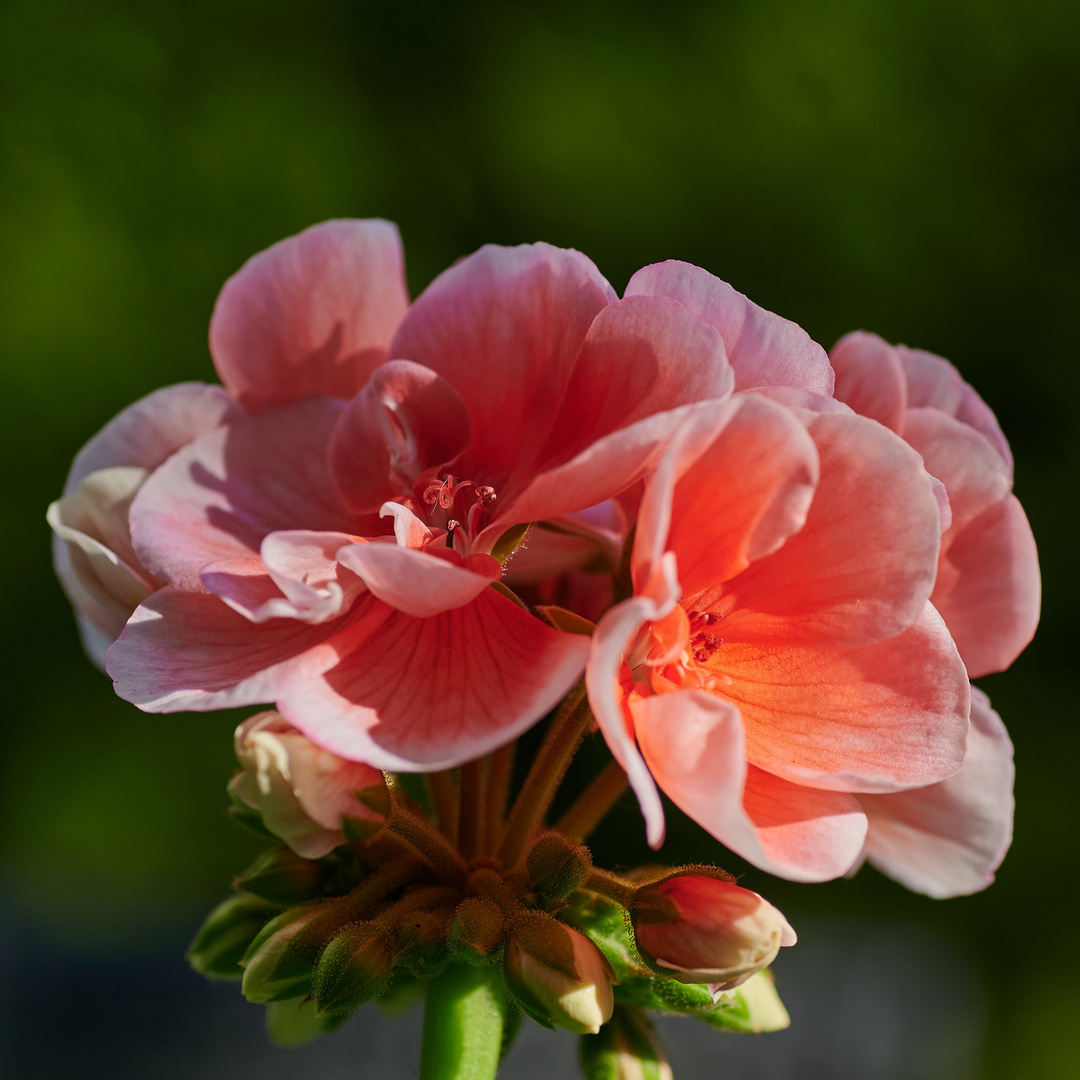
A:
[
  {"left": 235, "top": 844, "right": 334, "bottom": 905},
  {"left": 312, "top": 922, "right": 393, "bottom": 1017},
  {"left": 187, "top": 894, "right": 282, "bottom": 981},
  {"left": 265, "top": 997, "right": 346, "bottom": 1047},
  {"left": 697, "top": 970, "right": 790, "bottom": 1033},
  {"left": 491, "top": 522, "right": 531, "bottom": 563},
  {"left": 226, "top": 802, "right": 277, "bottom": 839}
]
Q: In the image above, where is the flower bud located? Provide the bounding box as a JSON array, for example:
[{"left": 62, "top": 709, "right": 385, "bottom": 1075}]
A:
[
  {"left": 711, "top": 969, "right": 791, "bottom": 1032},
  {"left": 632, "top": 875, "right": 796, "bottom": 992},
  {"left": 527, "top": 833, "right": 592, "bottom": 901},
  {"left": 187, "top": 894, "right": 281, "bottom": 981},
  {"left": 312, "top": 922, "right": 393, "bottom": 1016},
  {"left": 579, "top": 1006, "right": 673, "bottom": 1080},
  {"left": 241, "top": 903, "right": 353, "bottom": 1004},
  {"left": 230, "top": 712, "right": 385, "bottom": 858},
  {"left": 234, "top": 844, "right": 333, "bottom": 905},
  {"left": 505, "top": 915, "right": 616, "bottom": 1035},
  {"left": 447, "top": 896, "right": 507, "bottom": 964}
]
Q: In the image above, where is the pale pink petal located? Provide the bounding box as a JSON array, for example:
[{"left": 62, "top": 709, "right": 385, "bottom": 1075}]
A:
[
  {"left": 529, "top": 294, "right": 733, "bottom": 472},
  {"left": 64, "top": 382, "right": 239, "bottom": 493},
  {"left": 208, "top": 220, "right": 409, "bottom": 411},
  {"left": 933, "top": 495, "right": 1041, "bottom": 677},
  {"left": 130, "top": 397, "right": 376, "bottom": 590},
  {"left": 660, "top": 395, "right": 820, "bottom": 598},
  {"left": 107, "top": 587, "right": 349, "bottom": 712},
  {"left": 327, "top": 360, "right": 471, "bottom": 515},
  {"left": 335, "top": 543, "right": 500, "bottom": 618},
  {"left": 586, "top": 578, "right": 680, "bottom": 848},
  {"left": 717, "top": 412, "right": 941, "bottom": 648},
  {"left": 897, "top": 346, "right": 1013, "bottom": 475},
  {"left": 200, "top": 531, "right": 366, "bottom": 624},
  {"left": 902, "top": 409, "right": 1011, "bottom": 530},
  {"left": 858, "top": 688, "right": 1013, "bottom": 897},
  {"left": 828, "top": 331, "right": 907, "bottom": 433},
  {"left": 276, "top": 589, "right": 591, "bottom": 770},
  {"left": 632, "top": 690, "right": 867, "bottom": 880},
  {"left": 719, "top": 604, "right": 970, "bottom": 792},
  {"left": 390, "top": 243, "right": 616, "bottom": 493},
  {"left": 624, "top": 261, "right": 833, "bottom": 395}
]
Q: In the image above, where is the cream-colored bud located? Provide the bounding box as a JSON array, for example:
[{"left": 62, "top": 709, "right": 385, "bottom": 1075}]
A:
[
  {"left": 633, "top": 875, "right": 796, "bottom": 991},
  {"left": 230, "top": 712, "right": 384, "bottom": 858},
  {"left": 505, "top": 919, "right": 616, "bottom": 1035}
]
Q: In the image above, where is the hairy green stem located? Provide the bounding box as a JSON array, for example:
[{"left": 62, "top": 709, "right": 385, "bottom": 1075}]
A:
[
  {"left": 458, "top": 759, "right": 486, "bottom": 860},
  {"left": 346, "top": 852, "right": 427, "bottom": 917},
  {"left": 496, "top": 683, "right": 591, "bottom": 871},
  {"left": 419, "top": 964, "right": 508, "bottom": 1080},
  {"left": 386, "top": 795, "right": 470, "bottom": 887},
  {"left": 554, "top": 760, "right": 629, "bottom": 840},
  {"left": 483, "top": 743, "right": 515, "bottom": 854},
  {"left": 428, "top": 771, "right": 460, "bottom": 845},
  {"left": 584, "top": 867, "right": 639, "bottom": 909}
]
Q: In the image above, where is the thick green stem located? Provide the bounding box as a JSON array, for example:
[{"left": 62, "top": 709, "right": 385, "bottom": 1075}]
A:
[
  {"left": 554, "top": 760, "right": 629, "bottom": 840},
  {"left": 419, "top": 964, "right": 508, "bottom": 1080},
  {"left": 497, "top": 683, "right": 591, "bottom": 871}
]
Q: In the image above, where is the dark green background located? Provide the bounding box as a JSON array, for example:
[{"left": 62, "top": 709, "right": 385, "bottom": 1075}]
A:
[{"left": 2, "top": 0, "right": 1076, "bottom": 1075}]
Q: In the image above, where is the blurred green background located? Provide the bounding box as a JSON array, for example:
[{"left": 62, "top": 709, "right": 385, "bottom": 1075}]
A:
[{"left": 1, "top": 0, "right": 1077, "bottom": 1076}]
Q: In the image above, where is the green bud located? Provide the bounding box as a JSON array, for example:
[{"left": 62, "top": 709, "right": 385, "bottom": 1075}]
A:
[
  {"left": 447, "top": 896, "right": 506, "bottom": 964},
  {"left": 395, "top": 908, "right": 453, "bottom": 979},
  {"left": 703, "top": 969, "right": 790, "bottom": 1033},
  {"left": 312, "top": 922, "right": 393, "bottom": 1016},
  {"left": 234, "top": 845, "right": 333, "bottom": 905},
  {"left": 265, "top": 997, "right": 346, "bottom": 1047},
  {"left": 527, "top": 833, "right": 592, "bottom": 901},
  {"left": 505, "top": 914, "right": 616, "bottom": 1035},
  {"left": 187, "top": 894, "right": 281, "bottom": 981},
  {"left": 241, "top": 903, "right": 353, "bottom": 1004},
  {"left": 580, "top": 1006, "right": 673, "bottom": 1080}
]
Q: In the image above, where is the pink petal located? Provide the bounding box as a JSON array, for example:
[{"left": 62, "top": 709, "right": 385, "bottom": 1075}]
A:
[
  {"left": 828, "top": 331, "right": 907, "bottom": 433},
  {"left": 65, "top": 382, "right": 239, "bottom": 493},
  {"left": 897, "top": 346, "right": 1013, "bottom": 476},
  {"left": 208, "top": 219, "right": 409, "bottom": 411},
  {"left": 276, "top": 589, "right": 591, "bottom": 770},
  {"left": 390, "top": 243, "right": 616, "bottom": 495},
  {"left": 632, "top": 690, "right": 867, "bottom": 881},
  {"left": 721, "top": 603, "right": 970, "bottom": 792},
  {"left": 107, "top": 587, "right": 349, "bottom": 712},
  {"left": 335, "top": 542, "right": 501, "bottom": 618},
  {"left": 328, "top": 360, "right": 472, "bottom": 515},
  {"left": 858, "top": 688, "right": 1013, "bottom": 897},
  {"left": 717, "top": 412, "right": 942, "bottom": 648},
  {"left": 624, "top": 261, "right": 834, "bottom": 395},
  {"left": 200, "top": 531, "right": 366, "bottom": 624},
  {"left": 130, "top": 397, "right": 375, "bottom": 591},
  {"left": 529, "top": 294, "right": 733, "bottom": 473},
  {"left": 933, "top": 494, "right": 1041, "bottom": 677},
  {"left": 659, "top": 395, "right": 820, "bottom": 598}
]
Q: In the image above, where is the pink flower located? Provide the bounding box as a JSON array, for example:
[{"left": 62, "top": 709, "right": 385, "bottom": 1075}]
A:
[
  {"left": 829, "top": 332, "right": 1040, "bottom": 678},
  {"left": 587, "top": 376, "right": 972, "bottom": 883},
  {"left": 93, "top": 221, "right": 749, "bottom": 771},
  {"left": 631, "top": 874, "right": 796, "bottom": 994}
]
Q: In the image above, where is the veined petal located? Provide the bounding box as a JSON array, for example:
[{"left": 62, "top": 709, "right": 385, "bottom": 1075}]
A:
[
  {"left": 275, "top": 589, "right": 591, "bottom": 770},
  {"left": 107, "top": 587, "right": 348, "bottom": 712},
  {"left": 624, "top": 261, "right": 833, "bottom": 395},
  {"left": 717, "top": 412, "right": 941, "bottom": 648},
  {"left": 335, "top": 542, "right": 500, "bottom": 618},
  {"left": 858, "top": 688, "right": 1013, "bottom": 897},
  {"left": 130, "top": 397, "right": 374, "bottom": 590},
  {"left": 209, "top": 219, "right": 409, "bottom": 411},
  {"left": 721, "top": 604, "right": 970, "bottom": 793},
  {"left": 829, "top": 331, "right": 907, "bottom": 433},
  {"left": 390, "top": 242, "right": 616, "bottom": 493},
  {"left": 328, "top": 360, "right": 471, "bottom": 515}
]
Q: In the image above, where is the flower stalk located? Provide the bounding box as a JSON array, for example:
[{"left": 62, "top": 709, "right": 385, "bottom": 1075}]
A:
[{"left": 554, "top": 760, "right": 629, "bottom": 840}]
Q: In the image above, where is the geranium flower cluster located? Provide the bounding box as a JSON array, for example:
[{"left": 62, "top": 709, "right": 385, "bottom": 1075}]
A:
[{"left": 49, "top": 220, "right": 1038, "bottom": 1069}]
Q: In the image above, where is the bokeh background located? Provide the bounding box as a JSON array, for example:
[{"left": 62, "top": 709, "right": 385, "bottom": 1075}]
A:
[{"left": 1, "top": 0, "right": 1077, "bottom": 1076}]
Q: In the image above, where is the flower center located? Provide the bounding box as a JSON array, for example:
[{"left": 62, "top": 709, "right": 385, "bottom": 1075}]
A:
[{"left": 421, "top": 473, "right": 498, "bottom": 552}]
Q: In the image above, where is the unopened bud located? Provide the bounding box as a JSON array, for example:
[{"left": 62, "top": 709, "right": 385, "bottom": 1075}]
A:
[
  {"left": 447, "top": 896, "right": 506, "bottom": 963},
  {"left": 312, "top": 922, "right": 393, "bottom": 1016},
  {"left": 527, "top": 833, "right": 592, "bottom": 901},
  {"left": 632, "top": 875, "right": 795, "bottom": 992},
  {"left": 505, "top": 915, "right": 616, "bottom": 1035},
  {"left": 234, "top": 844, "right": 333, "bottom": 905},
  {"left": 710, "top": 969, "right": 791, "bottom": 1032},
  {"left": 580, "top": 1006, "right": 673, "bottom": 1080},
  {"left": 241, "top": 903, "right": 353, "bottom": 1004},
  {"left": 230, "top": 712, "right": 385, "bottom": 858},
  {"left": 187, "top": 894, "right": 280, "bottom": 980}
]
